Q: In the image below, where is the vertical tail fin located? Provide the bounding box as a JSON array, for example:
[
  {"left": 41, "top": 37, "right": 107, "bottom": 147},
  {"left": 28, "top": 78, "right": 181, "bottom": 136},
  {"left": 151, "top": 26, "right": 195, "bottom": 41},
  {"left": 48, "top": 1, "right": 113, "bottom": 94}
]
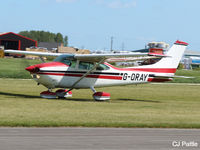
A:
[{"left": 138, "top": 40, "right": 188, "bottom": 72}]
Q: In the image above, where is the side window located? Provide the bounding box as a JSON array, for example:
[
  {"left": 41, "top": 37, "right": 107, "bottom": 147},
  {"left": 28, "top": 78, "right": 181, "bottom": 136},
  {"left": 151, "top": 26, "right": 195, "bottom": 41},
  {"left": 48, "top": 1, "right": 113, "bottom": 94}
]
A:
[
  {"left": 96, "top": 64, "right": 109, "bottom": 70},
  {"left": 70, "top": 60, "right": 77, "bottom": 68},
  {"left": 78, "top": 61, "right": 94, "bottom": 70}
]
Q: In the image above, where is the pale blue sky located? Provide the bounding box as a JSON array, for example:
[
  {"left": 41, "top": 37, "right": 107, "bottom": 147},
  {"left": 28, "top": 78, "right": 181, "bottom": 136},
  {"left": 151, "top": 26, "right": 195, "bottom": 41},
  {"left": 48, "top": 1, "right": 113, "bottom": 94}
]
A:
[{"left": 1, "top": 0, "right": 200, "bottom": 51}]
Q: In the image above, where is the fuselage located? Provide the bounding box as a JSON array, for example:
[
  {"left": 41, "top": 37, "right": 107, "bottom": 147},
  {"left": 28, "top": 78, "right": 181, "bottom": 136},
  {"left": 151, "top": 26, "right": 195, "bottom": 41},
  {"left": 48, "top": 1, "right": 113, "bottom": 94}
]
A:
[{"left": 26, "top": 58, "right": 173, "bottom": 89}]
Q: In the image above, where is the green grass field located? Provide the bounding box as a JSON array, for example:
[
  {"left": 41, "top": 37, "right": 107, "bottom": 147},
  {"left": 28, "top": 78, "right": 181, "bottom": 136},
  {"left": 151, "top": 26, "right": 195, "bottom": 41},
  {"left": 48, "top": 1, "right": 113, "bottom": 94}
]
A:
[
  {"left": 171, "top": 69, "right": 200, "bottom": 83},
  {"left": 0, "top": 58, "right": 41, "bottom": 78},
  {"left": 0, "top": 78, "right": 200, "bottom": 128}
]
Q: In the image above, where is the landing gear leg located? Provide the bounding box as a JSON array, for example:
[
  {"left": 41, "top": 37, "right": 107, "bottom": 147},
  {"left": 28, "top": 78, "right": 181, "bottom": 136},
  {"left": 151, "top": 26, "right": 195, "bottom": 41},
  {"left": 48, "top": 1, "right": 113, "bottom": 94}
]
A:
[
  {"left": 90, "top": 86, "right": 97, "bottom": 93},
  {"left": 90, "top": 87, "right": 110, "bottom": 101},
  {"left": 48, "top": 88, "right": 52, "bottom": 92}
]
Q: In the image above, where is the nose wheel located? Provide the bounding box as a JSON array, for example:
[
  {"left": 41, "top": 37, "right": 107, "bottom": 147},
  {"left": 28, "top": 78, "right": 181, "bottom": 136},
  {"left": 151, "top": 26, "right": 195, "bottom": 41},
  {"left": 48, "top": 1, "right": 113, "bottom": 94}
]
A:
[
  {"left": 40, "top": 90, "right": 57, "bottom": 99},
  {"left": 56, "top": 89, "right": 72, "bottom": 98}
]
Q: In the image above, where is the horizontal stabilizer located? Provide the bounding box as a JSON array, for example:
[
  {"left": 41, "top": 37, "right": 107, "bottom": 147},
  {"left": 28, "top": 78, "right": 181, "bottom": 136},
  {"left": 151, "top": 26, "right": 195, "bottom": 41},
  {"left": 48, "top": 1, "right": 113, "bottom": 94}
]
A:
[
  {"left": 150, "top": 74, "right": 193, "bottom": 79},
  {"left": 173, "top": 75, "right": 194, "bottom": 79}
]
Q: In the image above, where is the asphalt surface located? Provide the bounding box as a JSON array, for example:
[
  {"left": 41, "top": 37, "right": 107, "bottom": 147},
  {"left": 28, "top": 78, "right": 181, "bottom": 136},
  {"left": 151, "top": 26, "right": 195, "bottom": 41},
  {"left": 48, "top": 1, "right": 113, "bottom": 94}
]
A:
[{"left": 0, "top": 128, "right": 199, "bottom": 150}]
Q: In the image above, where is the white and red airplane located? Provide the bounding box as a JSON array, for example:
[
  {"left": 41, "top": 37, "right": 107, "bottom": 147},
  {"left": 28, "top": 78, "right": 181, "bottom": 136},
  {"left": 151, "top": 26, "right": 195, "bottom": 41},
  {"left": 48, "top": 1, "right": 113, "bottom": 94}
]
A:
[{"left": 4, "top": 40, "right": 188, "bottom": 101}]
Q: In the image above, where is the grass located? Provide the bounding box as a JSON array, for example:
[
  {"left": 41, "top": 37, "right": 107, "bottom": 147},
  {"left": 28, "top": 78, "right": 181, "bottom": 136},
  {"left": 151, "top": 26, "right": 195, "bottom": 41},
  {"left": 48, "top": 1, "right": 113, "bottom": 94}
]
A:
[
  {"left": 0, "top": 58, "right": 41, "bottom": 78},
  {"left": 171, "top": 69, "right": 200, "bottom": 83},
  {"left": 0, "top": 78, "right": 200, "bottom": 128}
]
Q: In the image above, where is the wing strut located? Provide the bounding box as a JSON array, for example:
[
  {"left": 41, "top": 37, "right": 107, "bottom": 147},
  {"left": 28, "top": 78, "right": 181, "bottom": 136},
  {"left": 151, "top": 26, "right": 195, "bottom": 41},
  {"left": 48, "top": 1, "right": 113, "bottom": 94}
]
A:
[{"left": 66, "top": 58, "right": 106, "bottom": 93}]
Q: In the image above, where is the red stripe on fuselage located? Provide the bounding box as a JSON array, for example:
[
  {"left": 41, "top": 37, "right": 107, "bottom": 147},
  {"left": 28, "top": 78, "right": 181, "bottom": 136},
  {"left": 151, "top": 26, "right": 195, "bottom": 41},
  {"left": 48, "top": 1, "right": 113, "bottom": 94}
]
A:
[
  {"left": 105, "top": 63, "right": 176, "bottom": 73},
  {"left": 38, "top": 72, "right": 122, "bottom": 80}
]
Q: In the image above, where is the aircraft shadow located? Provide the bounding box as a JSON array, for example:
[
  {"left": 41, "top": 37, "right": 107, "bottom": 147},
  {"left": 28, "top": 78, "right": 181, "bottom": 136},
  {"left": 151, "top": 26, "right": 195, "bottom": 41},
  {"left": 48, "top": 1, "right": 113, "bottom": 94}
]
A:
[
  {"left": 57, "top": 98, "right": 94, "bottom": 102},
  {"left": 118, "top": 98, "right": 161, "bottom": 103},
  {"left": 0, "top": 92, "right": 160, "bottom": 103},
  {"left": 0, "top": 91, "right": 94, "bottom": 102},
  {"left": 0, "top": 91, "right": 40, "bottom": 99}
]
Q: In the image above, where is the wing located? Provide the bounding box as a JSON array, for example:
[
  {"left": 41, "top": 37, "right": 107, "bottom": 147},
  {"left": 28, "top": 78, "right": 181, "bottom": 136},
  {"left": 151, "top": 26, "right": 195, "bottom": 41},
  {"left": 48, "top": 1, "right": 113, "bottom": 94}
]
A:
[
  {"left": 4, "top": 49, "right": 61, "bottom": 57},
  {"left": 4, "top": 49, "right": 168, "bottom": 62},
  {"left": 74, "top": 53, "right": 168, "bottom": 62}
]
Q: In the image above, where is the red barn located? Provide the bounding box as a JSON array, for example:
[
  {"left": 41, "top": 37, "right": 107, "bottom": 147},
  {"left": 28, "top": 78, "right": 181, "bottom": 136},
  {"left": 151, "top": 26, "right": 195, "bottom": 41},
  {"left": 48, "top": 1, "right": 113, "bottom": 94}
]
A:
[{"left": 0, "top": 32, "right": 37, "bottom": 50}]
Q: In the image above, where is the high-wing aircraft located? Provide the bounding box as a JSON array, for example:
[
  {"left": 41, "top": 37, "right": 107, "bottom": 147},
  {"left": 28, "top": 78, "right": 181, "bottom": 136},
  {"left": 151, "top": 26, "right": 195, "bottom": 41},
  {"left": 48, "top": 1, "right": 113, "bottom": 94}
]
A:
[{"left": 4, "top": 40, "right": 188, "bottom": 101}]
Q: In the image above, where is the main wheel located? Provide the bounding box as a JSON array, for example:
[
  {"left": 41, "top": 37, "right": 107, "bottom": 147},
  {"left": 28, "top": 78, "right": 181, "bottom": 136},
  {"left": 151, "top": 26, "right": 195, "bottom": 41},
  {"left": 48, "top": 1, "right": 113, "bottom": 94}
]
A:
[{"left": 93, "top": 92, "right": 110, "bottom": 101}]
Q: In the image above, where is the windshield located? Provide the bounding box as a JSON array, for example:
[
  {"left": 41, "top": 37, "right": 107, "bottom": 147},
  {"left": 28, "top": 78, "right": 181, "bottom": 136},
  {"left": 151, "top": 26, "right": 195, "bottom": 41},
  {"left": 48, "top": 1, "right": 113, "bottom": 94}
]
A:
[{"left": 53, "top": 55, "right": 75, "bottom": 66}]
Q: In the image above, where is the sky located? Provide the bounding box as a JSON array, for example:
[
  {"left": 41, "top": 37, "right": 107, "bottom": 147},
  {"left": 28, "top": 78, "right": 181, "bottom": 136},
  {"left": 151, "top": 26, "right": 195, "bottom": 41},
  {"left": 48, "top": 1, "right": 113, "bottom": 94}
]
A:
[{"left": 1, "top": 0, "right": 200, "bottom": 51}]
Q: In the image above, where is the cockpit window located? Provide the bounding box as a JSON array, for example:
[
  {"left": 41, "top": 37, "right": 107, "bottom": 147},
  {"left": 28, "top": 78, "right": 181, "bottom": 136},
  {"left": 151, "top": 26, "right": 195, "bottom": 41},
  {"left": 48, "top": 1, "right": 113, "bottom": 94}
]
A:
[{"left": 96, "top": 64, "right": 109, "bottom": 70}]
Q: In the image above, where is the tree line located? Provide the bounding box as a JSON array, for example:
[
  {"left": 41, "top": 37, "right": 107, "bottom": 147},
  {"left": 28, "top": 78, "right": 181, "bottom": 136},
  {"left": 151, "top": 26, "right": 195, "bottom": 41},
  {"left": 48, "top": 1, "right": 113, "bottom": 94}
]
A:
[{"left": 18, "top": 30, "right": 68, "bottom": 46}]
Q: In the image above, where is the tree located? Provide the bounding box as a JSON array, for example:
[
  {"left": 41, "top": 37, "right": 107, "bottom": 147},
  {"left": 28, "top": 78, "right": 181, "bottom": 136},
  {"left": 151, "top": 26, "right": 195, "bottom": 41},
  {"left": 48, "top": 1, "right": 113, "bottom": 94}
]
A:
[
  {"left": 55, "top": 33, "right": 63, "bottom": 43},
  {"left": 18, "top": 30, "right": 65, "bottom": 43},
  {"left": 63, "top": 36, "right": 68, "bottom": 47}
]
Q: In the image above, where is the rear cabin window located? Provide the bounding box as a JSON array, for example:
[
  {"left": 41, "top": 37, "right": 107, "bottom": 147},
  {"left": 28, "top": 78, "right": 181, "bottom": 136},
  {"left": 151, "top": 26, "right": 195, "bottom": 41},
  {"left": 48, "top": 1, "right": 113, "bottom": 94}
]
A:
[
  {"left": 96, "top": 64, "right": 109, "bottom": 70},
  {"left": 78, "top": 61, "right": 94, "bottom": 70}
]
